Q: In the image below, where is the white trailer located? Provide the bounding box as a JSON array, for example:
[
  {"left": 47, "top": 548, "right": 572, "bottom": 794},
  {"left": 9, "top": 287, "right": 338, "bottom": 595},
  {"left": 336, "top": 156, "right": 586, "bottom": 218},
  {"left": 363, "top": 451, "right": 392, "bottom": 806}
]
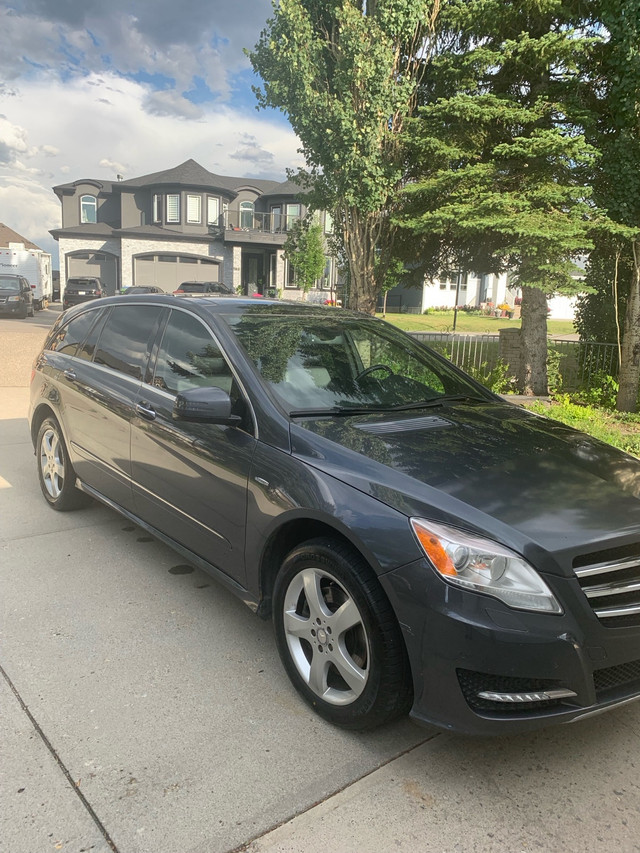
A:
[{"left": 0, "top": 244, "right": 53, "bottom": 310}]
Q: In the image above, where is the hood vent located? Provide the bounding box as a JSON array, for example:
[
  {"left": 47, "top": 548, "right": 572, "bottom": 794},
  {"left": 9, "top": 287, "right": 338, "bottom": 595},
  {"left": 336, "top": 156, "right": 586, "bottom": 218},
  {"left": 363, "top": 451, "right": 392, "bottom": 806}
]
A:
[{"left": 355, "top": 415, "right": 452, "bottom": 435}]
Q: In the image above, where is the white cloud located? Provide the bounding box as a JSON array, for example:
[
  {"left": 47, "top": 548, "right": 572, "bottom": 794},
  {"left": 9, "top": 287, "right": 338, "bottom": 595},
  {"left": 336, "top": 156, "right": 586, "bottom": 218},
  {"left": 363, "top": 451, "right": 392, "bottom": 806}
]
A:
[{"left": 0, "top": 71, "right": 302, "bottom": 264}]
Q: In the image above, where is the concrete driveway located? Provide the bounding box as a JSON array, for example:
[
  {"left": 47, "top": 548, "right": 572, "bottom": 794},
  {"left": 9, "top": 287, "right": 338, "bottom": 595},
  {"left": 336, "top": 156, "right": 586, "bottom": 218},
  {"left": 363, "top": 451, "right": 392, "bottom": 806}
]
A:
[{"left": 1, "top": 308, "right": 639, "bottom": 853}]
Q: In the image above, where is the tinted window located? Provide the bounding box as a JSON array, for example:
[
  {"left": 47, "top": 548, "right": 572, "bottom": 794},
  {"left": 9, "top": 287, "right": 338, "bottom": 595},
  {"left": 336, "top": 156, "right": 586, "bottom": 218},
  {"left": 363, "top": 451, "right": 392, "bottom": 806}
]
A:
[
  {"left": 0, "top": 277, "right": 20, "bottom": 292},
  {"left": 94, "top": 305, "right": 163, "bottom": 380},
  {"left": 152, "top": 310, "right": 233, "bottom": 395},
  {"left": 49, "top": 311, "right": 100, "bottom": 356},
  {"left": 77, "top": 309, "right": 109, "bottom": 361}
]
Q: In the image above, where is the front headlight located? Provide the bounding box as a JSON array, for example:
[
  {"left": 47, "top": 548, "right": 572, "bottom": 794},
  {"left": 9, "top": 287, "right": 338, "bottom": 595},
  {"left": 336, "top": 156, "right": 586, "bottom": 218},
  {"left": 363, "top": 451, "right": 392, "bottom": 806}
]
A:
[
  {"left": 410, "top": 518, "right": 562, "bottom": 614},
  {"left": 7, "top": 296, "right": 20, "bottom": 302}
]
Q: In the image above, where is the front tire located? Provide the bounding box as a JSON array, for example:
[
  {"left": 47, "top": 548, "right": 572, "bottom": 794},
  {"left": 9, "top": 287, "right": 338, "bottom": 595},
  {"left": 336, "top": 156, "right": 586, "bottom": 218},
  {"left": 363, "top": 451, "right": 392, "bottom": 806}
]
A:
[
  {"left": 37, "top": 418, "right": 89, "bottom": 511},
  {"left": 273, "top": 538, "right": 412, "bottom": 730}
]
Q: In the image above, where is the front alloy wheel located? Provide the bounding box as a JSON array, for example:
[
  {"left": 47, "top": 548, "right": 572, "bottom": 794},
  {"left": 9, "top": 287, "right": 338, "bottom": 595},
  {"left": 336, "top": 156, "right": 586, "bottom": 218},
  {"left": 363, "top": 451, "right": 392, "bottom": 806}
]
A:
[
  {"left": 273, "top": 538, "right": 412, "bottom": 730},
  {"left": 282, "top": 565, "right": 370, "bottom": 707}
]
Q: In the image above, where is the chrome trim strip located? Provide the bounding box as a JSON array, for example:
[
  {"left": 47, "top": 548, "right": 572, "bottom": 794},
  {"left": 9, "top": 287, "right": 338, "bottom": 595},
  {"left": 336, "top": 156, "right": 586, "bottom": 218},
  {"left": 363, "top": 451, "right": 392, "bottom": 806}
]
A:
[
  {"left": 575, "top": 557, "right": 640, "bottom": 578},
  {"left": 477, "top": 688, "right": 577, "bottom": 703},
  {"left": 584, "top": 579, "right": 640, "bottom": 599},
  {"left": 593, "top": 602, "right": 640, "bottom": 618},
  {"left": 70, "top": 445, "right": 229, "bottom": 545}
]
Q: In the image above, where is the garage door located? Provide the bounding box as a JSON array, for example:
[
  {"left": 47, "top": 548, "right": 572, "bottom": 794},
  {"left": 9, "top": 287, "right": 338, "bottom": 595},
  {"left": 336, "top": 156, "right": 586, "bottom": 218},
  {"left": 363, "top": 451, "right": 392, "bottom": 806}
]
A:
[
  {"left": 135, "top": 254, "right": 221, "bottom": 291},
  {"left": 67, "top": 252, "right": 118, "bottom": 295}
]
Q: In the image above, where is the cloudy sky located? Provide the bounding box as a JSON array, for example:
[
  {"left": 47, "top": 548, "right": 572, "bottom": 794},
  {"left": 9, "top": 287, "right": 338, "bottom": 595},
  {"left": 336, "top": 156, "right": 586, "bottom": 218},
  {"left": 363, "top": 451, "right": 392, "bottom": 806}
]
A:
[{"left": 0, "top": 0, "right": 302, "bottom": 265}]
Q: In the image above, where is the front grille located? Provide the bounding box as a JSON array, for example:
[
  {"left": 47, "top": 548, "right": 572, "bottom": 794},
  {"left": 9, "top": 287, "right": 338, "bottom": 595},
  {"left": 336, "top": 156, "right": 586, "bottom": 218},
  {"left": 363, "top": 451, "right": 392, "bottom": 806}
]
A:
[
  {"left": 594, "top": 659, "right": 640, "bottom": 696},
  {"left": 574, "top": 548, "right": 640, "bottom": 627},
  {"left": 457, "top": 669, "right": 565, "bottom": 715}
]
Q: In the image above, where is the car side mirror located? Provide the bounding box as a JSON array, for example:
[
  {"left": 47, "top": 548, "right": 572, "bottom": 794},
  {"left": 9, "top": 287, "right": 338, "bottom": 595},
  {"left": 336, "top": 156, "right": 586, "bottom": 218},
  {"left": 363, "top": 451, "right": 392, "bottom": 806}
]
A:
[{"left": 173, "top": 386, "right": 241, "bottom": 426}]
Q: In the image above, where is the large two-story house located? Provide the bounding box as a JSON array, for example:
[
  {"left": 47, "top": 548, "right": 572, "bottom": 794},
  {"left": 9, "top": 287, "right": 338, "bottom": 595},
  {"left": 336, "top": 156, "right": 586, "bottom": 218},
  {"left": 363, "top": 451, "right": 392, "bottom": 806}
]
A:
[{"left": 51, "top": 159, "right": 337, "bottom": 300}]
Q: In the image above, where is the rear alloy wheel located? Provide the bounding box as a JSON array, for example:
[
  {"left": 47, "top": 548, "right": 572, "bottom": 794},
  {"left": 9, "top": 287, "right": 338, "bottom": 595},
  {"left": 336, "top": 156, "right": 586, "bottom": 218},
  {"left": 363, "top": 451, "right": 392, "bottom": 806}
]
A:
[
  {"left": 37, "top": 418, "right": 89, "bottom": 511},
  {"left": 273, "top": 538, "right": 412, "bottom": 730}
]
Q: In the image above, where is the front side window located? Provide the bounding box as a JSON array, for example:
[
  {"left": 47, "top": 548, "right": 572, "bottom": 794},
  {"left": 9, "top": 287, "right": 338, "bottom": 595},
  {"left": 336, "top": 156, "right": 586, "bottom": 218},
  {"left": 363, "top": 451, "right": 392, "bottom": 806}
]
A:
[
  {"left": 187, "top": 195, "right": 202, "bottom": 224},
  {"left": 166, "top": 194, "right": 180, "bottom": 223},
  {"left": 80, "top": 195, "right": 97, "bottom": 224},
  {"left": 94, "top": 305, "right": 163, "bottom": 380},
  {"left": 152, "top": 310, "right": 233, "bottom": 396},
  {"left": 153, "top": 194, "right": 162, "bottom": 223}
]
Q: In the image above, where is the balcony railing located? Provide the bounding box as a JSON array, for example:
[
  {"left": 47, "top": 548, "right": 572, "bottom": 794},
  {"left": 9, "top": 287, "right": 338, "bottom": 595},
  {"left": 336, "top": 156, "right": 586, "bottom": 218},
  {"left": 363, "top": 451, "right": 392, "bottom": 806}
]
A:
[{"left": 219, "top": 210, "right": 301, "bottom": 234}]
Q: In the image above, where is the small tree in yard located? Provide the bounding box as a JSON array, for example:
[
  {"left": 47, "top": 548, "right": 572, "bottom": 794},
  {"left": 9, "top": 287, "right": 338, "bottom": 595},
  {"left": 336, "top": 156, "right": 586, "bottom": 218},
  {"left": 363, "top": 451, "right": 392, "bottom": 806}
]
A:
[
  {"left": 250, "top": 0, "right": 440, "bottom": 314},
  {"left": 284, "top": 220, "right": 326, "bottom": 296}
]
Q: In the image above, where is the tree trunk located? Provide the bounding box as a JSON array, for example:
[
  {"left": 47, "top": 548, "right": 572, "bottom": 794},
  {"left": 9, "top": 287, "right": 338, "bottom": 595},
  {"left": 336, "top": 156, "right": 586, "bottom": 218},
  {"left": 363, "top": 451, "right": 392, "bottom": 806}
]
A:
[
  {"left": 616, "top": 238, "right": 640, "bottom": 412},
  {"left": 342, "top": 207, "right": 380, "bottom": 315},
  {"left": 520, "top": 285, "right": 549, "bottom": 395}
]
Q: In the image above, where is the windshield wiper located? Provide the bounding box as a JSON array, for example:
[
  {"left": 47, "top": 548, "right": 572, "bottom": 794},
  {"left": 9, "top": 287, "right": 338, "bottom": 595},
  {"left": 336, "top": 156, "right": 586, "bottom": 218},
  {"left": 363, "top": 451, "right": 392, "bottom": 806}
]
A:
[
  {"left": 288, "top": 396, "right": 485, "bottom": 418},
  {"left": 289, "top": 405, "right": 394, "bottom": 417}
]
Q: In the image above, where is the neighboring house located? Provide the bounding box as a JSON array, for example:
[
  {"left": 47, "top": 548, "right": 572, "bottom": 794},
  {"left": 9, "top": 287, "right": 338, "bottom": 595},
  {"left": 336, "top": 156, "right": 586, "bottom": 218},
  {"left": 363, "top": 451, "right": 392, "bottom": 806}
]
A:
[
  {"left": 382, "top": 271, "right": 579, "bottom": 320},
  {"left": 50, "top": 159, "right": 338, "bottom": 300}
]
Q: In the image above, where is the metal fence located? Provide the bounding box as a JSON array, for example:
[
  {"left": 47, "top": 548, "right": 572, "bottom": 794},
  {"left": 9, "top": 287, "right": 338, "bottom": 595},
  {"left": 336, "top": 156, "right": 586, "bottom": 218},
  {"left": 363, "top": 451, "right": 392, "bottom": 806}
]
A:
[{"left": 410, "top": 332, "right": 619, "bottom": 391}]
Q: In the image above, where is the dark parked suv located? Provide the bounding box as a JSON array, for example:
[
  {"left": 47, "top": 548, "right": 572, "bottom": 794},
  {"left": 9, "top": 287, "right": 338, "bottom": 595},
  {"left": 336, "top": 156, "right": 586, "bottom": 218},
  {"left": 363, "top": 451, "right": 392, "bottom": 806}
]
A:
[
  {"left": 0, "top": 274, "right": 35, "bottom": 318},
  {"left": 62, "top": 277, "right": 103, "bottom": 310},
  {"left": 29, "top": 295, "right": 640, "bottom": 734}
]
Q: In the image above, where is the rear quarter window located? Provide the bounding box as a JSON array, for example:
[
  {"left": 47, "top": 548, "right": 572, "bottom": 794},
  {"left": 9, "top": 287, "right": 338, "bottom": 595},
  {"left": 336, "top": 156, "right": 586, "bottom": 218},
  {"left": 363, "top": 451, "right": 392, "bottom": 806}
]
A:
[{"left": 48, "top": 310, "right": 101, "bottom": 356}]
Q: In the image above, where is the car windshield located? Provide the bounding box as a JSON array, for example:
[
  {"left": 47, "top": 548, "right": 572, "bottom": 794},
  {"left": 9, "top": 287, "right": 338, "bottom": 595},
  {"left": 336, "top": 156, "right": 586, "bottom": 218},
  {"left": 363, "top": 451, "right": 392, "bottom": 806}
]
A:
[
  {"left": 223, "top": 311, "right": 491, "bottom": 413},
  {"left": 0, "top": 278, "right": 20, "bottom": 292}
]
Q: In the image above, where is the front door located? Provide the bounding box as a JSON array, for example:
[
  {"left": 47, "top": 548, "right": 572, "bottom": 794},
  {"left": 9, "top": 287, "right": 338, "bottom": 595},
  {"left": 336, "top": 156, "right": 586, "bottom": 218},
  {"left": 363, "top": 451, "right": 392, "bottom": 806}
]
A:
[{"left": 242, "top": 253, "right": 262, "bottom": 296}]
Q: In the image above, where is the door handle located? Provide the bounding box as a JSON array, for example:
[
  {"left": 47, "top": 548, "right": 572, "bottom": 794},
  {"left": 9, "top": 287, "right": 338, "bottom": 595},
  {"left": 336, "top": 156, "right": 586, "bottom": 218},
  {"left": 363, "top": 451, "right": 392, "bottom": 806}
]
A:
[
  {"left": 136, "top": 401, "right": 157, "bottom": 421},
  {"left": 63, "top": 369, "right": 76, "bottom": 381}
]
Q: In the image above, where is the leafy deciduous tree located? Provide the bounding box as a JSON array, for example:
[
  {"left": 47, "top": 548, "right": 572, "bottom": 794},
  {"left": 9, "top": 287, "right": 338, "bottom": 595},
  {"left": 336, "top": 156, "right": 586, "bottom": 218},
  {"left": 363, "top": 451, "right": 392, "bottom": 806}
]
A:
[
  {"left": 284, "top": 220, "right": 327, "bottom": 295},
  {"left": 250, "top": 0, "right": 439, "bottom": 314}
]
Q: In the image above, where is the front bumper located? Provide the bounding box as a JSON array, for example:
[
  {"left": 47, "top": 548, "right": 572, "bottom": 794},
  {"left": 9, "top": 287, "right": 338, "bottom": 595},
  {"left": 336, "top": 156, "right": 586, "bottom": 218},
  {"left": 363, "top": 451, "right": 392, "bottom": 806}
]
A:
[
  {"left": 0, "top": 301, "right": 26, "bottom": 314},
  {"left": 381, "top": 558, "right": 640, "bottom": 735}
]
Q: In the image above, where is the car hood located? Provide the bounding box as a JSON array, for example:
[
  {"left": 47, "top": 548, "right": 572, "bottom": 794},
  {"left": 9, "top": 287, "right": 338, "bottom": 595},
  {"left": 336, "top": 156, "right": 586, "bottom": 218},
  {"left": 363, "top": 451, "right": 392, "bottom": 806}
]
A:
[{"left": 289, "top": 400, "right": 640, "bottom": 564}]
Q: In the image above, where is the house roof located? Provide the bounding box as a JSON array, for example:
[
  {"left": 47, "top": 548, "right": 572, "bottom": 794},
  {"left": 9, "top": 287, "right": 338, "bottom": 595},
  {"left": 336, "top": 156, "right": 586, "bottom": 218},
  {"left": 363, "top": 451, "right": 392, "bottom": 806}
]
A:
[
  {"left": 0, "top": 222, "right": 42, "bottom": 251},
  {"left": 52, "top": 159, "right": 302, "bottom": 199},
  {"left": 49, "top": 223, "right": 117, "bottom": 239}
]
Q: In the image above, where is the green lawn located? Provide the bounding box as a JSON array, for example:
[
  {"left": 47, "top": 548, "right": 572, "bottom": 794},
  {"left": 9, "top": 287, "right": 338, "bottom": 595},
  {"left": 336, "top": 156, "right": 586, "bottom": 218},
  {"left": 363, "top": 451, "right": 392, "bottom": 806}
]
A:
[{"left": 377, "top": 310, "right": 576, "bottom": 336}]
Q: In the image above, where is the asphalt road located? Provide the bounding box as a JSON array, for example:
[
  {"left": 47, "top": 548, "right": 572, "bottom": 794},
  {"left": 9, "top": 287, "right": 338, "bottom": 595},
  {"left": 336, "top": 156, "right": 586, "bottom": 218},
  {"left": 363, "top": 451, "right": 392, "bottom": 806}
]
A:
[{"left": 1, "top": 308, "right": 640, "bottom": 853}]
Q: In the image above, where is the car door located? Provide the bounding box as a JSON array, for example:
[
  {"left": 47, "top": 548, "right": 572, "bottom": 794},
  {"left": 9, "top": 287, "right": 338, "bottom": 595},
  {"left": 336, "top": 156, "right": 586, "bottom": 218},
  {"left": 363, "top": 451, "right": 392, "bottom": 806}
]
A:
[
  {"left": 130, "top": 306, "right": 257, "bottom": 584},
  {"left": 55, "top": 304, "right": 164, "bottom": 510}
]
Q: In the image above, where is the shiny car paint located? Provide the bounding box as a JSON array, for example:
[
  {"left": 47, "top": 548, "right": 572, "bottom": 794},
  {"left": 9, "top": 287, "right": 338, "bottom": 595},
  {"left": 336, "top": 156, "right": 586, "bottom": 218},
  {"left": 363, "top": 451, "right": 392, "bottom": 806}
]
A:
[{"left": 29, "top": 295, "right": 640, "bottom": 734}]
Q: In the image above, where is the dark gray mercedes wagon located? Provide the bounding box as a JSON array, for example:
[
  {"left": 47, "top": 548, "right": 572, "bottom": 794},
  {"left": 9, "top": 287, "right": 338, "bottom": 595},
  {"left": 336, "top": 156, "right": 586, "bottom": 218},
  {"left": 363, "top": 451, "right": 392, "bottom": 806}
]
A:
[{"left": 29, "top": 296, "right": 640, "bottom": 734}]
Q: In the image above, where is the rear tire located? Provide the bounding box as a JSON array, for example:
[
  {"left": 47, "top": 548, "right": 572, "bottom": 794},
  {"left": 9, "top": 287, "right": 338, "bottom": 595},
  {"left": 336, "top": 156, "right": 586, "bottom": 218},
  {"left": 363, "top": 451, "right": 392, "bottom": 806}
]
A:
[
  {"left": 36, "top": 417, "right": 89, "bottom": 511},
  {"left": 273, "top": 537, "right": 412, "bottom": 730}
]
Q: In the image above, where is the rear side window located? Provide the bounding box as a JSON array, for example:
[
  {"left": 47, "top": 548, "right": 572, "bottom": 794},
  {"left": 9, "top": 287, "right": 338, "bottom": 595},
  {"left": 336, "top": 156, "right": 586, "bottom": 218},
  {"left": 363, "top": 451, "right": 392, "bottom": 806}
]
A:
[
  {"left": 94, "top": 305, "right": 163, "bottom": 380},
  {"left": 48, "top": 310, "right": 100, "bottom": 356}
]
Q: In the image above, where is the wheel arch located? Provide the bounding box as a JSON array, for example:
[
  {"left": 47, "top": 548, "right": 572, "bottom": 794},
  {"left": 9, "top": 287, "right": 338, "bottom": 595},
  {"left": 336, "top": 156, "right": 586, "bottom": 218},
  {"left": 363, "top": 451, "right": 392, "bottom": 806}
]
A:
[
  {"left": 256, "top": 516, "right": 385, "bottom": 620},
  {"left": 30, "top": 402, "right": 59, "bottom": 449}
]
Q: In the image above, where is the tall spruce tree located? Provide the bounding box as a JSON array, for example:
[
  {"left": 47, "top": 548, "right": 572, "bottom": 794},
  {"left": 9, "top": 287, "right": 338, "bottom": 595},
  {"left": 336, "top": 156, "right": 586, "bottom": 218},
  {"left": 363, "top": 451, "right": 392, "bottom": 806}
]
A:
[
  {"left": 396, "top": 0, "right": 598, "bottom": 395},
  {"left": 249, "top": 0, "right": 439, "bottom": 313},
  {"left": 583, "top": 0, "right": 640, "bottom": 411}
]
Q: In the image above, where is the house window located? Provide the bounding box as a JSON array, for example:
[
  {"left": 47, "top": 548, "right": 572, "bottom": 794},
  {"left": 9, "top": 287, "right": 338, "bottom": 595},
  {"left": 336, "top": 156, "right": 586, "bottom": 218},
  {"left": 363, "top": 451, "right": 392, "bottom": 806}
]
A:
[
  {"left": 320, "top": 257, "right": 332, "bottom": 290},
  {"left": 187, "top": 195, "right": 201, "bottom": 224},
  {"left": 80, "top": 195, "right": 97, "bottom": 224},
  {"left": 207, "top": 196, "right": 219, "bottom": 226},
  {"left": 324, "top": 211, "right": 334, "bottom": 234},
  {"left": 271, "top": 205, "right": 282, "bottom": 232},
  {"left": 166, "top": 194, "right": 180, "bottom": 223},
  {"left": 285, "top": 261, "right": 297, "bottom": 289},
  {"left": 153, "top": 194, "right": 162, "bottom": 223},
  {"left": 285, "top": 204, "right": 301, "bottom": 230},
  {"left": 240, "top": 201, "right": 254, "bottom": 229},
  {"left": 439, "top": 282, "right": 447, "bottom": 290}
]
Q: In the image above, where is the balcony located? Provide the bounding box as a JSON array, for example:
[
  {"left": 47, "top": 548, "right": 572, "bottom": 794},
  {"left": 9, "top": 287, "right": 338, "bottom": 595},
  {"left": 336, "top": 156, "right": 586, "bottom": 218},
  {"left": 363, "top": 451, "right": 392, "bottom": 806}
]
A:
[{"left": 214, "top": 210, "right": 301, "bottom": 246}]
